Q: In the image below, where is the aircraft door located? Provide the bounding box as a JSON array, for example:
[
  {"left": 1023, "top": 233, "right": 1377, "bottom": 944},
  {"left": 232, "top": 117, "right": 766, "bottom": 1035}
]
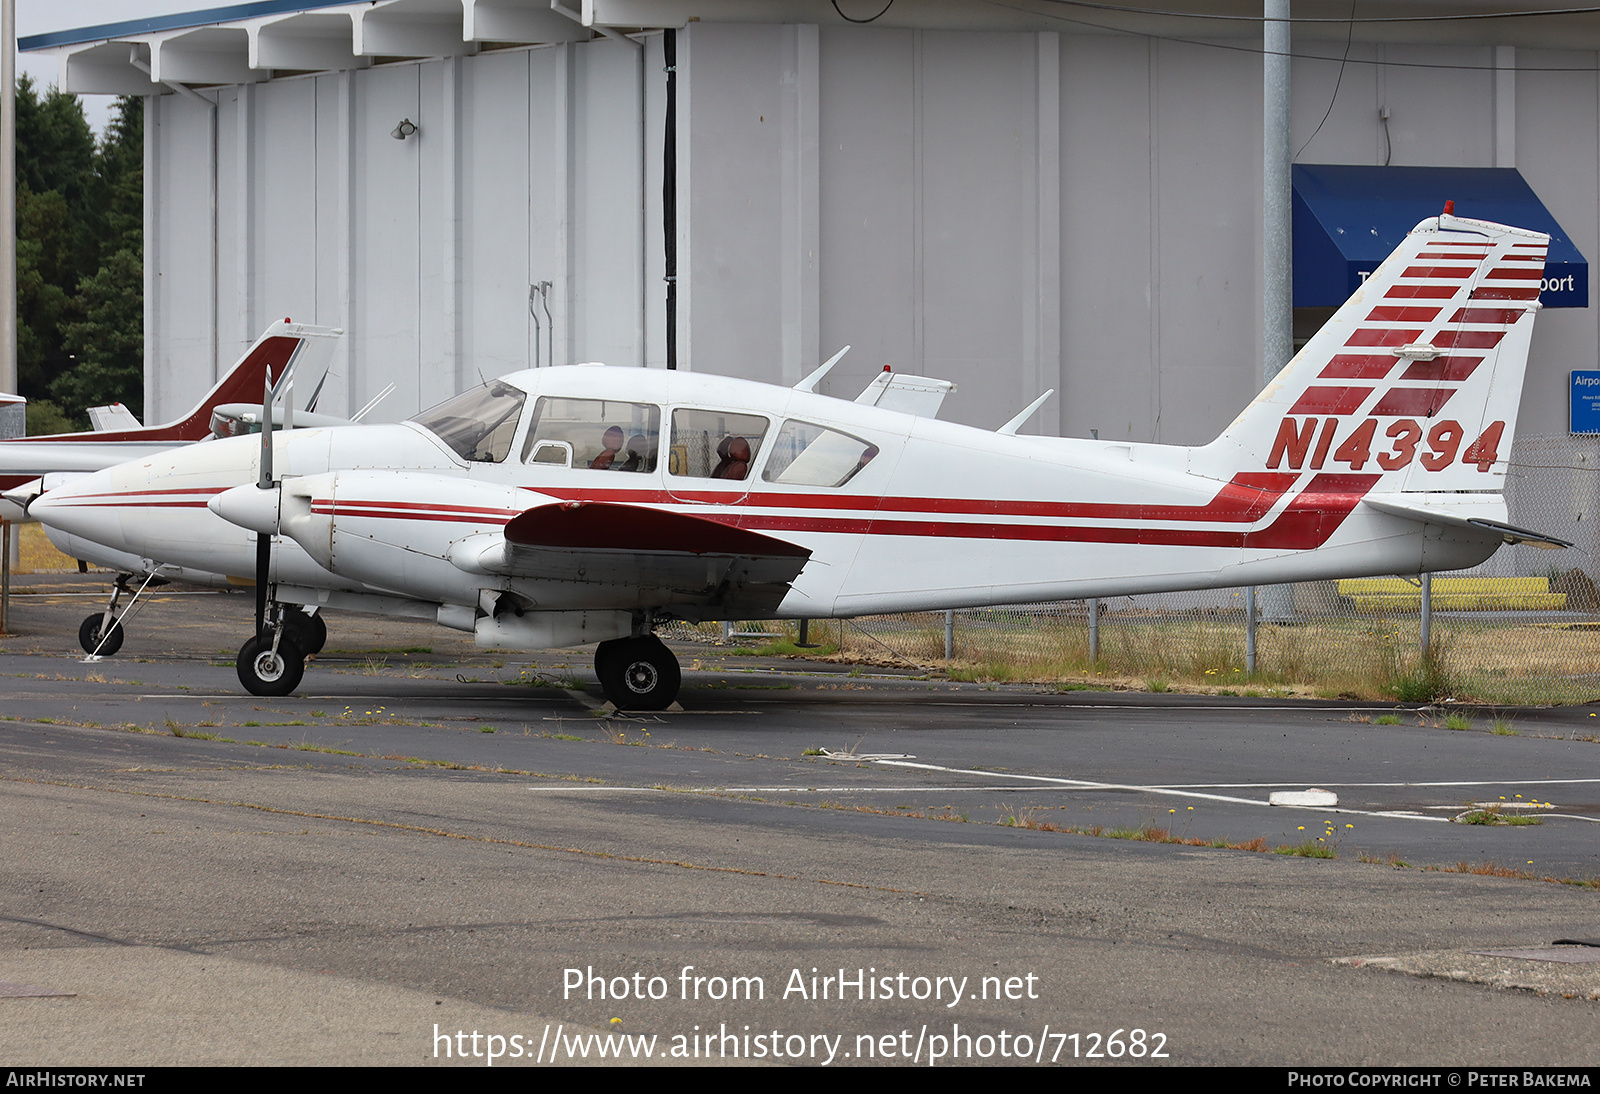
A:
[{"left": 665, "top": 408, "right": 771, "bottom": 508}]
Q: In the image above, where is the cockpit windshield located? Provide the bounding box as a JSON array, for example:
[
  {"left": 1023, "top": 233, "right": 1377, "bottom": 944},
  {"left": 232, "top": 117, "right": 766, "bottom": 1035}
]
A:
[{"left": 408, "top": 381, "right": 527, "bottom": 463}]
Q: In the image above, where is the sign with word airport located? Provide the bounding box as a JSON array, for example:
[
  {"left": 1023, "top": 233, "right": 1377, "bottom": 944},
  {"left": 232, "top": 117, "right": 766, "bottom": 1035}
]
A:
[{"left": 1571, "top": 371, "right": 1600, "bottom": 434}]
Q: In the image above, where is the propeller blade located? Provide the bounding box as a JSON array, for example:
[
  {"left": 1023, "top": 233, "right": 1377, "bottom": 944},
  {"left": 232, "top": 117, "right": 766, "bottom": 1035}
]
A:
[
  {"left": 259, "top": 374, "right": 273, "bottom": 489},
  {"left": 255, "top": 531, "right": 270, "bottom": 641}
]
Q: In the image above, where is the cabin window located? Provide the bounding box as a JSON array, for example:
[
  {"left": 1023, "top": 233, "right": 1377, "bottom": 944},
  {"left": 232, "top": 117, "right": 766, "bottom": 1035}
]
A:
[
  {"left": 409, "top": 381, "right": 527, "bottom": 463},
  {"left": 763, "top": 421, "right": 879, "bottom": 487},
  {"left": 521, "top": 397, "right": 661, "bottom": 472},
  {"left": 668, "top": 410, "right": 769, "bottom": 481}
]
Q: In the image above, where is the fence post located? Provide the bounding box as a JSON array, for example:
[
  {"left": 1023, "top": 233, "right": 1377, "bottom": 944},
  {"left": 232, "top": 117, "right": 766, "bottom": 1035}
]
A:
[
  {"left": 1245, "top": 585, "right": 1257, "bottom": 674},
  {"left": 943, "top": 610, "right": 954, "bottom": 660},
  {"left": 1087, "top": 598, "right": 1099, "bottom": 662},
  {"left": 1420, "top": 572, "right": 1432, "bottom": 655},
  {"left": 0, "top": 520, "right": 9, "bottom": 636}
]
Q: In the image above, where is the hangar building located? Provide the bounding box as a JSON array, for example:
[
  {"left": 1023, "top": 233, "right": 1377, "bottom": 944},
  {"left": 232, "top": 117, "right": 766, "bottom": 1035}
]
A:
[{"left": 23, "top": 0, "right": 1599, "bottom": 445}]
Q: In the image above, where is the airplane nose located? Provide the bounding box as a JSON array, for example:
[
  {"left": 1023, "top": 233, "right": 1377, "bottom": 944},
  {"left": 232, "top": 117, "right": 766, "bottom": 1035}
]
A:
[
  {"left": 209, "top": 483, "right": 281, "bottom": 535},
  {"left": 28, "top": 478, "right": 112, "bottom": 540}
]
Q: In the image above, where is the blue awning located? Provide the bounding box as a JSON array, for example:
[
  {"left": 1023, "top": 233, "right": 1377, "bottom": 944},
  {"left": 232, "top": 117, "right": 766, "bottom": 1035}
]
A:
[{"left": 1292, "top": 164, "right": 1588, "bottom": 308}]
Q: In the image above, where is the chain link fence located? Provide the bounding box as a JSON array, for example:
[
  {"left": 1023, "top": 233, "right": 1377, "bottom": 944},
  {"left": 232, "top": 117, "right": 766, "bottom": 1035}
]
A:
[{"left": 666, "top": 435, "right": 1600, "bottom": 704}]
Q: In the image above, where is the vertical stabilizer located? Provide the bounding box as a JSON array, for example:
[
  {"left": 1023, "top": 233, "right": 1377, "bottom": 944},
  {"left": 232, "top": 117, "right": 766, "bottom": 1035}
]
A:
[{"left": 1196, "top": 213, "right": 1547, "bottom": 494}]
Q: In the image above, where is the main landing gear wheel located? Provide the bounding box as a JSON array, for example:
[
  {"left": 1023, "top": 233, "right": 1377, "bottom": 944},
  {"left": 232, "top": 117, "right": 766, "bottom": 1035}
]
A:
[
  {"left": 284, "top": 609, "right": 327, "bottom": 656},
  {"left": 78, "top": 614, "right": 124, "bottom": 657},
  {"left": 595, "top": 635, "right": 681, "bottom": 711},
  {"left": 237, "top": 633, "right": 306, "bottom": 697}
]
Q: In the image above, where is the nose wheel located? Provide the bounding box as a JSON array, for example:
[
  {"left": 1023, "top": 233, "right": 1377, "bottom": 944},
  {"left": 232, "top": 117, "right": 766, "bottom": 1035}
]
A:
[
  {"left": 78, "top": 614, "right": 125, "bottom": 657},
  {"left": 76, "top": 572, "right": 166, "bottom": 657},
  {"left": 594, "top": 635, "right": 681, "bottom": 710}
]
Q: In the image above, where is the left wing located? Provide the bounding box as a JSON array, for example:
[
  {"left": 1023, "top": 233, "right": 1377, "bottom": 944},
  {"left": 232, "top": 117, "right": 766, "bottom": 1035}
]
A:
[{"left": 452, "top": 501, "right": 812, "bottom": 618}]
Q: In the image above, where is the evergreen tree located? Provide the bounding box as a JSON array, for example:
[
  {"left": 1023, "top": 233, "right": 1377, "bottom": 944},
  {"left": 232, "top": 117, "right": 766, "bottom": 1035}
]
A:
[
  {"left": 16, "top": 185, "right": 73, "bottom": 398},
  {"left": 56, "top": 96, "right": 144, "bottom": 421},
  {"left": 9, "top": 87, "right": 145, "bottom": 425},
  {"left": 14, "top": 75, "right": 99, "bottom": 290}
]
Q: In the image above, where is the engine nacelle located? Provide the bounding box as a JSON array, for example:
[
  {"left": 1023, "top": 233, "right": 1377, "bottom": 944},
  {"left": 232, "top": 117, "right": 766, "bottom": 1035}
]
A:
[{"left": 238, "top": 471, "right": 552, "bottom": 604}]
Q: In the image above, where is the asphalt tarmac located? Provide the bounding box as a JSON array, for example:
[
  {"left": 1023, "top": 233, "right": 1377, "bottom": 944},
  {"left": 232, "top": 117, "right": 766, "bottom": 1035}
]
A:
[{"left": 1, "top": 576, "right": 1597, "bottom": 1066}]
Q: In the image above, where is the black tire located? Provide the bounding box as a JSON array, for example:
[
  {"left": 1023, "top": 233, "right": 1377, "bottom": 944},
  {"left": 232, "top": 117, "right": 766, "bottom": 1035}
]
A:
[
  {"left": 594, "top": 638, "right": 624, "bottom": 689},
  {"left": 236, "top": 633, "right": 305, "bottom": 697},
  {"left": 598, "top": 635, "right": 681, "bottom": 711},
  {"left": 285, "top": 609, "right": 327, "bottom": 656},
  {"left": 78, "top": 613, "right": 124, "bottom": 657}
]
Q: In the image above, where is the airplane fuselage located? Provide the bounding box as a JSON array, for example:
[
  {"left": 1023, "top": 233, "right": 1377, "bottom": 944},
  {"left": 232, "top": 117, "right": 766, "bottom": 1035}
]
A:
[{"left": 36, "top": 364, "right": 1504, "bottom": 635}]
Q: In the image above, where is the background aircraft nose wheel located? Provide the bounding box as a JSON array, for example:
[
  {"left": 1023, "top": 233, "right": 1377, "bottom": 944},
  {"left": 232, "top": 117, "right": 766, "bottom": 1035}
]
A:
[
  {"left": 596, "top": 634, "right": 681, "bottom": 710},
  {"left": 236, "top": 633, "right": 305, "bottom": 696},
  {"left": 284, "top": 609, "right": 327, "bottom": 656},
  {"left": 78, "top": 614, "right": 124, "bottom": 657}
]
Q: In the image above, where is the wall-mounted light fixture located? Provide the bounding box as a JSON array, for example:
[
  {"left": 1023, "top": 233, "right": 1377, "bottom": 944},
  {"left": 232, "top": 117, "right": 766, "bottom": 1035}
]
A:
[{"left": 390, "top": 118, "right": 418, "bottom": 140}]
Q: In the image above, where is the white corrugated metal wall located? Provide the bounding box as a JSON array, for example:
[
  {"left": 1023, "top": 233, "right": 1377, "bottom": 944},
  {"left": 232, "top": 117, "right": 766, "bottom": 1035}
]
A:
[{"left": 143, "top": 24, "right": 1599, "bottom": 444}]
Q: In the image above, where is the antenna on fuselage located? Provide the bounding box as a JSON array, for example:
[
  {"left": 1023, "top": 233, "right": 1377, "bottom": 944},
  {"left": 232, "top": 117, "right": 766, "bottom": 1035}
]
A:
[
  {"left": 794, "top": 345, "right": 852, "bottom": 393},
  {"left": 350, "top": 383, "right": 396, "bottom": 423},
  {"left": 996, "top": 389, "right": 1056, "bottom": 436},
  {"left": 304, "top": 367, "right": 330, "bottom": 414}
]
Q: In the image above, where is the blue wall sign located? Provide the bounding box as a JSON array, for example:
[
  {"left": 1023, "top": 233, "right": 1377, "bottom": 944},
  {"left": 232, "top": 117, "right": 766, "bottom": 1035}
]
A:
[{"left": 1571, "top": 371, "right": 1600, "bottom": 433}]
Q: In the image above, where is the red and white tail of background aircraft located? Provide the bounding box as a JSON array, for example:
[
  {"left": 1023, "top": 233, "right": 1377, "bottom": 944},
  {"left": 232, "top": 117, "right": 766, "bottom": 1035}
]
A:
[
  {"left": 27, "top": 210, "right": 1567, "bottom": 708},
  {"left": 0, "top": 320, "right": 344, "bottom": 523}
]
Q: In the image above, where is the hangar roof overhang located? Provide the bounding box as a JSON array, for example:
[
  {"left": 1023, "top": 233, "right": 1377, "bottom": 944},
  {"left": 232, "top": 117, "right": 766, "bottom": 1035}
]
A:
[
  {"left": 27, "top": 1, "right": 1600, "bottom": 96},
  {"left": 1293, "top": 164, "right": 1589, "bottom": 309}
]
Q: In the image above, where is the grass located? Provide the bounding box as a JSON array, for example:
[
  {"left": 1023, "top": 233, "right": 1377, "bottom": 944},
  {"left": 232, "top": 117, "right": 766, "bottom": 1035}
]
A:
[
  {"left": 14, "top": 523, "right": 82, "bottom": 572},
  {"left": 1375, "top": 713, "right": 1402, "bottom": 725},
  {"left": 779, "top": 608, "right": 1600, "bottom": 705},
  {"left": 1457, "top": 804, "right": 1543, "bottom": 826},
  {"left": 1444, "top": 713, "right": 1473, "bottom": 731}
]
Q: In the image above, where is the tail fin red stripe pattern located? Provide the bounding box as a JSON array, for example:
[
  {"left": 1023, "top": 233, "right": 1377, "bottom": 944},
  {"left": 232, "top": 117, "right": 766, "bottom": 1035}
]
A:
[
  {"left": 1386, "top": 285, "right": 1460, "bottom": 299},
  {"left": 1402, "top": 266, "right": 1476, "bottom": 278},
  {"left": 1203, "top": 213, "right": 1547, "bottom": 488},
  {"left": 1320, "top": 355, "right": 1401, "bottom": 379},
  {"left": 1470, "top": 286, "right": 1539, "bottom": 300},
  {"left": 1449, "top": 307, "right": 1525, "bottom": 324},
  {"left": 1289, "top": 387, "right": 1373, "bottom": 415},
  {"left": 1432, "top": 330, "right": 1506, "bottom": 350},
  {"left": 1366, "top": 306, "right": 1442, "bottom": 322},
  {"left": 1370, "top": 388, "right": 1456, "bottom": 417},
  {"left": 1346, "top": 328, "right": 1422, "bottom": 348},
  {"left": 1399, "top": 356, "right": 1482, "bottom": 382}
]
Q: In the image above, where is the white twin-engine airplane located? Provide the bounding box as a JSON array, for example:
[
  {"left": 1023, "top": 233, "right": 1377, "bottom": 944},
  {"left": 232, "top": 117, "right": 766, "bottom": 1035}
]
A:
[{"left": 26, "top": 210, "right": 1567, "bottom": 708}]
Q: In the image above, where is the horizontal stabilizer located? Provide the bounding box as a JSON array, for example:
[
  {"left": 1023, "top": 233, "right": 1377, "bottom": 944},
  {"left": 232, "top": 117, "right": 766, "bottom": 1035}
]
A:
[
  {"left": 854, "top": 370, "right": 956, "bottom": 418},
  {"left": 87, "top": 404, "right": 141, "bottom": 431},
  {"left": 1362, "top": 495, "right": 1571, "bottom": 549}
]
